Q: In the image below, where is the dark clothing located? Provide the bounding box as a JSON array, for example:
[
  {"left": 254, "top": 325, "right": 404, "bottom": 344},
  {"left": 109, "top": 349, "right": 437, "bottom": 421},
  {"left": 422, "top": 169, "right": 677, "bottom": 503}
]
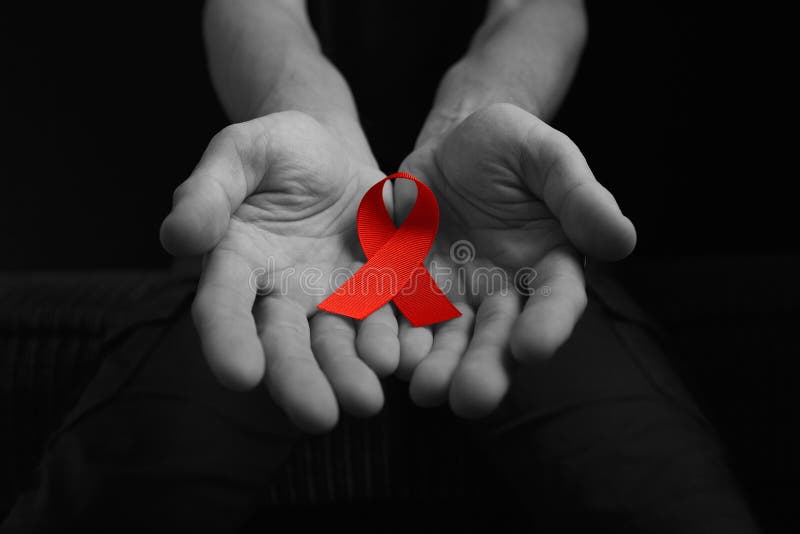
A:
[{"left": 1, "top": 272, "right": 759, "bottom": 533}]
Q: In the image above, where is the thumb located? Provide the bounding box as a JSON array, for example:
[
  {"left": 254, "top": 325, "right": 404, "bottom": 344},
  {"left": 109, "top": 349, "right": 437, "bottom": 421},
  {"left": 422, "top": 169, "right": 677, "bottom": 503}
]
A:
[
  {"left": 521, "top": 120, "right": 637, "bottom": 261},
  {"left": 160, "top": 121, "right": 265, "bottom": 257}
]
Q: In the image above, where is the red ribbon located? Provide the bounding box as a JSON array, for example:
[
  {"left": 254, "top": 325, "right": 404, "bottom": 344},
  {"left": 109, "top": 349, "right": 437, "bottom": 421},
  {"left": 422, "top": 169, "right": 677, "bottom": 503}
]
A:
[{"left": 318, "top": 172, "right": 461, "bottom": 327}]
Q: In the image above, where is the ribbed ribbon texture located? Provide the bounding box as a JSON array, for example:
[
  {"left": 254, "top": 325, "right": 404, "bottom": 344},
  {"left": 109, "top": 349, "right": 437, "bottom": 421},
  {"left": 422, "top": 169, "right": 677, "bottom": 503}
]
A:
[{"left": 318, "top": 172, "right": 460, "bottom": 326}]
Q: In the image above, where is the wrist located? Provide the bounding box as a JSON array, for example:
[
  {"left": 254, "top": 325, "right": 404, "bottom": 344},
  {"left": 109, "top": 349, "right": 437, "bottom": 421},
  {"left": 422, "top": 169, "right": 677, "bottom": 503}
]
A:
[
  {"left": 250, "top": 56, "right": 378, "bottom": 168},
  {"left": 204, "top": 0, "right": 377, "bottom": 167},
  {"left": 415, "top": 57, "right": 540, "bottom": 148},
  {"left": 416, "top": 0, "right": 587, "bottom": 148}
]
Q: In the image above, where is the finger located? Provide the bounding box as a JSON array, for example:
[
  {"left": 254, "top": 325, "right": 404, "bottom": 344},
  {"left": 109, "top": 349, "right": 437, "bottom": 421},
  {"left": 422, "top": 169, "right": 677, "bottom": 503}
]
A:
[
  {"left": 409, "top": 303, "right": 474, "bottom": 407},
  {"left": 311, "top": 312, "right": 384, "bottom": 418},
  {"left": 450, "top": 293, "right": 521, "bottom": 419},
  {"left": 396, "top": 317, "right": 433, "bottom": 380},
  {"left": 192, "top": 241, "right": 265, "bottom": 391},
  {"left": 356, "top": 303, "right": 400, "bottom": 377},
  {"left": 519, "top": 115, "right": 637, "bottom": 261},
  {"left": 255, "top": 297, "right": 339, "bottom": 434},
  {"left": 160, "top": 121, "right": 268, "bottom": 257},
  {"left": 510, "top": 245, "right": 587, "bottom": 363}
]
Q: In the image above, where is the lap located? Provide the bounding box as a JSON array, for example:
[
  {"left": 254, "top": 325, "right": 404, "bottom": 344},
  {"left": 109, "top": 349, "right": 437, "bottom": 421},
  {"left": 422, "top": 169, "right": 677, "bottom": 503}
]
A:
[
  {"left": 476, "top": 272, "right": 760, "bottom": 533},
  {"left": 2, "top": 292, "right": 298, "bottom": 532},
  {"left": 1, "top": 272, "right": 760, "bottom": 533}
]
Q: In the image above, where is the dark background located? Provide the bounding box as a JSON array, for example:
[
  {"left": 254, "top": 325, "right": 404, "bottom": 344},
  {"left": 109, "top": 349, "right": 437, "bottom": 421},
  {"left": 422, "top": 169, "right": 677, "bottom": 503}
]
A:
[
  {"left": 1, "top": 1, "right": 796, "bottom": 269},
  {"left": 1, "top": 1, "right": 797, "bottom": 531}
]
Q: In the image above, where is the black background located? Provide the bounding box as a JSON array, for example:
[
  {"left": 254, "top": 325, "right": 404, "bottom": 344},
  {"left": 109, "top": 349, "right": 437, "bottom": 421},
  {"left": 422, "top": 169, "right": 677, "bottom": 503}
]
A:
[
  {"left": 1, "top": 1, "right": 796, "bottom": 269},
  {"left": 1, "top": 1, "right": 797, "bottom": 531}
]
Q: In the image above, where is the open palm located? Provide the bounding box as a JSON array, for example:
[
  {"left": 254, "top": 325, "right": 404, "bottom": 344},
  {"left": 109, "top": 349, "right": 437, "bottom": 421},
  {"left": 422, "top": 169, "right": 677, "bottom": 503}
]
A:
[
  {"left": 160, "top": 111, "right": 399, "bottom": 433},
  {"left": 396, "top": 103, "right": 636, "bottom": 417}
]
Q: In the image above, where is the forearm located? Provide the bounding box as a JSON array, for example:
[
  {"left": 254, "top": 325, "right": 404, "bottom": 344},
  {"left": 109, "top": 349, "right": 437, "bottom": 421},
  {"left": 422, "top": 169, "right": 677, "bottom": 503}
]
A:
[
  {"left": 203, "top": 0, "right": 375, "bottom": 165},
  {"left": 418, "top": 0, "right": 587, "bottom": 146}
]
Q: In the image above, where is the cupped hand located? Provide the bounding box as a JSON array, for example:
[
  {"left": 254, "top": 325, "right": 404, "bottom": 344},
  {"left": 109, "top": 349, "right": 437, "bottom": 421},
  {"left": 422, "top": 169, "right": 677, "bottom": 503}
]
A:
[
  {"left": 395, "top": 103, "right": 636, "bottom": 418},
  {"left": 160, "top": 111, "right": 399, "bottom": 433}
]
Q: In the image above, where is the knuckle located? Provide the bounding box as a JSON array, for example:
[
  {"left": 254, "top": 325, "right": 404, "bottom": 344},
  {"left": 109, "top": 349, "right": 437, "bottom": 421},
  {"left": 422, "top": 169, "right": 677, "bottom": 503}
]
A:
[
  {"left": 572, "top": 287, "right": 589, "bottom": 314},
  {"left": 216, "top": 122, "right": 250, "bottom": 146},
  {"left": 190, "top": 294, "right": 213, "bottom": 328},
  {"left": 542, "top": 127, "right": 581, "bottom": 164},
  {"left": 171, "top": 181, "right": 190, "bottom": 204}
]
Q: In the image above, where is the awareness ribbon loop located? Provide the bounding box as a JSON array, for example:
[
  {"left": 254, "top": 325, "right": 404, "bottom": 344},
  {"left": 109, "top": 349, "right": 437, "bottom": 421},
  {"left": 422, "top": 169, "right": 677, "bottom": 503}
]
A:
[{"left": 318, "top": 172, "right": 461, "bottom": 327}]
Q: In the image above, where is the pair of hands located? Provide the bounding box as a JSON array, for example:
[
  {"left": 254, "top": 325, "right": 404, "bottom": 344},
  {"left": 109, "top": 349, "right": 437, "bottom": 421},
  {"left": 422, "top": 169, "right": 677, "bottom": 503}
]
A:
[{"left": 160, "top": 104, "right": 636, "bottom": 433}]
